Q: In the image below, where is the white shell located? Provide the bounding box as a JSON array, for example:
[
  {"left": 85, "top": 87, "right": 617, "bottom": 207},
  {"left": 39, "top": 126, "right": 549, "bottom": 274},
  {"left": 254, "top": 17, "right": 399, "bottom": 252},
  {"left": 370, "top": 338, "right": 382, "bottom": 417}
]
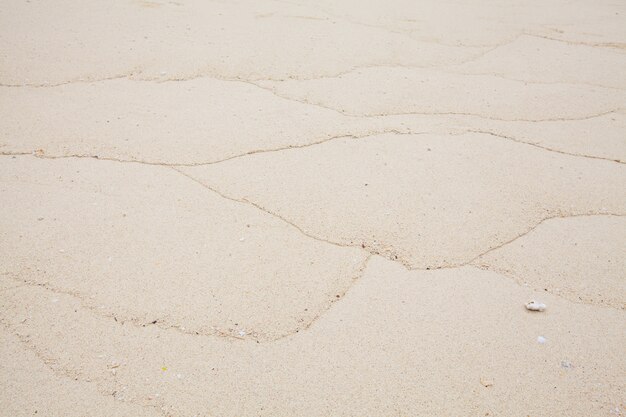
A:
[{"left": 525, "top": 300, "right": 546, "bottom": 312}]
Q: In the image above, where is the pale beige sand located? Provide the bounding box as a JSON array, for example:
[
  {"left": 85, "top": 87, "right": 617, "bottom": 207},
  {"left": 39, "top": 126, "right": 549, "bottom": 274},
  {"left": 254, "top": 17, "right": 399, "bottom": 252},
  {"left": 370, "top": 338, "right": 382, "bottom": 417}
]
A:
[
  {"left": 182, "top": 132, "right": 626, "bottom": 268},
  {"left": 1, "top": 0, "right": 625, "bottom": 416},
  {"left": 475, "top": 215, "right": 626, "bottom": 310}
]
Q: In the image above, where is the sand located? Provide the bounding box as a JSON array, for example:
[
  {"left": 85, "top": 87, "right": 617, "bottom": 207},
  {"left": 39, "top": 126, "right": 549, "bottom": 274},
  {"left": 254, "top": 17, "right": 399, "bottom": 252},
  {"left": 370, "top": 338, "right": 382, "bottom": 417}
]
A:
[{"left": 0, "top": 0, "right": 625, "bottom": 416}]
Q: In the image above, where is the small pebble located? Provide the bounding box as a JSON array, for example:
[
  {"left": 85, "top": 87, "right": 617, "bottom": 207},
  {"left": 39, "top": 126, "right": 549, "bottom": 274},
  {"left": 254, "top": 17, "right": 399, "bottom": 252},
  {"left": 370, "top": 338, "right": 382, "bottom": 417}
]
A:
[
  {"left": 537, "top": 336, "right": 547, "bottom": 344},
  {"left": 525, "top": 300, "right": 546, "bottom": 312}
]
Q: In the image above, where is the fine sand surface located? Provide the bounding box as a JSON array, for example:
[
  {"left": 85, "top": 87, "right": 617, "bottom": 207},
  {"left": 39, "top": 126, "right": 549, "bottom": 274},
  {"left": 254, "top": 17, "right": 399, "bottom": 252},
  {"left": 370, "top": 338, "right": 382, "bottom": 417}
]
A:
[{"left": 1, "top": 0, "right": 625, "bottom": 416}]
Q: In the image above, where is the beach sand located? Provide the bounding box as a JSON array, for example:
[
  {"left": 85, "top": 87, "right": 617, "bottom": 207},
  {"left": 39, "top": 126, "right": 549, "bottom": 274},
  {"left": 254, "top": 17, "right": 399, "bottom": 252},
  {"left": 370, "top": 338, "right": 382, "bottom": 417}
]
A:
[{"left": 1, "top": 0, "right": 625, "bottom": 416}]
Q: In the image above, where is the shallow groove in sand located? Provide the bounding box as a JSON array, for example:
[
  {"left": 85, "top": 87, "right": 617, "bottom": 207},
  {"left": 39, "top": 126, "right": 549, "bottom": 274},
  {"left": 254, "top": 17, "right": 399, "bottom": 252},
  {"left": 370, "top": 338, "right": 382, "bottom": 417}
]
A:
[
  {"left": 2, "top": 123, "right": 624, "bottom": 167},
  {"left": 2, "top": 254, "right": 373, "bottom": 343}
]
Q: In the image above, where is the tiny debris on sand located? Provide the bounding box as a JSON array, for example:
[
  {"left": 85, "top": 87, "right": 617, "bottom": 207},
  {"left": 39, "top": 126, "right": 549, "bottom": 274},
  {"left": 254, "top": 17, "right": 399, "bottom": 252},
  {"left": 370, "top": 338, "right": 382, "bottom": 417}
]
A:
[{"left": 480, "top": 377, "right": 494, "bottom": 387}]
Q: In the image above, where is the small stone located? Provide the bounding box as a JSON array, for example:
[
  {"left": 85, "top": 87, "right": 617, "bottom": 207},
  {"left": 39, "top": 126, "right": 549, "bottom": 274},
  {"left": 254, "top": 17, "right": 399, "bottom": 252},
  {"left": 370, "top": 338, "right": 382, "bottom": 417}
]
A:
[
  {"left": 525, "top": 300, "right": 546, "bottom": 312},
  {"left": 537, "top": 336, "right": 547, "bottom": 344}
]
